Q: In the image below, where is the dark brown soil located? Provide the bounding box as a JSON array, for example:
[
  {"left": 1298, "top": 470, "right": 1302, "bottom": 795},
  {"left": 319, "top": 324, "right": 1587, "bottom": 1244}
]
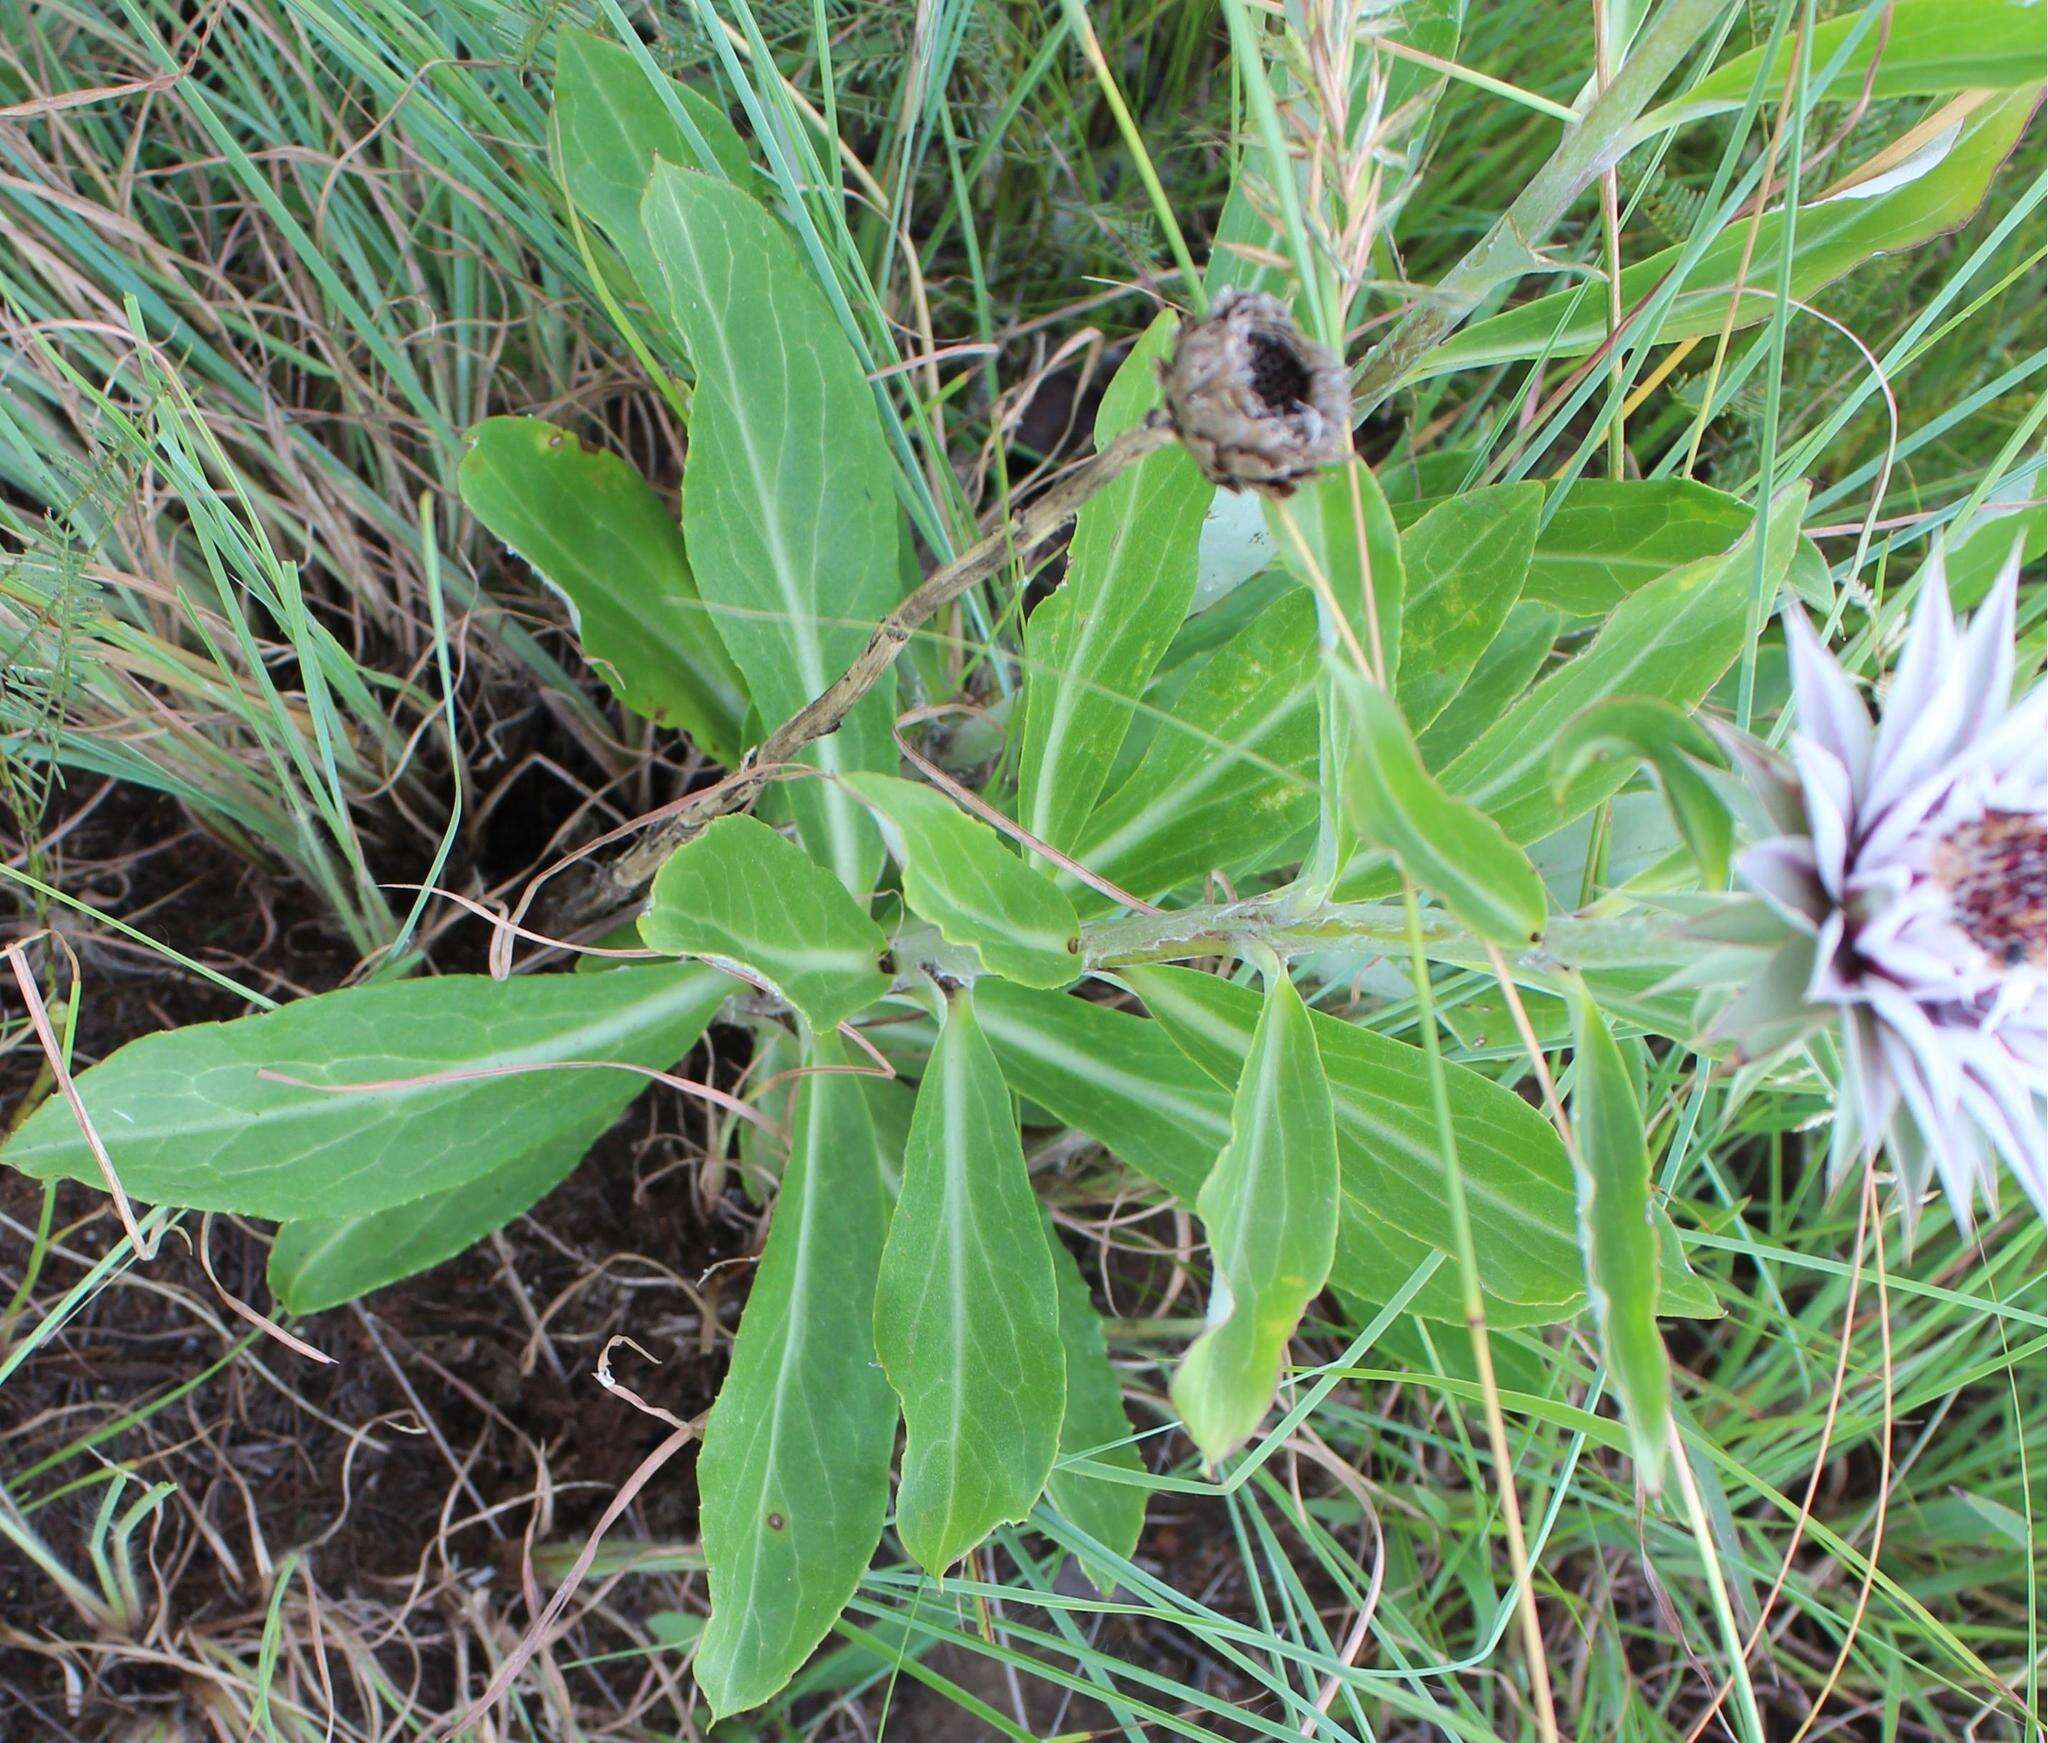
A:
[
  {"left": 0, "top": 783, "right": 1341, "bottom": 1740},
  {"left": 0, "top": 780, "right": 758, "bottom": 1737}
]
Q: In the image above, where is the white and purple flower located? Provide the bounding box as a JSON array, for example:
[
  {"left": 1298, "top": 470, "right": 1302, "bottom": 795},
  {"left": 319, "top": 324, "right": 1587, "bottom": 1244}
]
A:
[{"left": 1709, "top": 549, "right": 2044, "bottom": 1242}]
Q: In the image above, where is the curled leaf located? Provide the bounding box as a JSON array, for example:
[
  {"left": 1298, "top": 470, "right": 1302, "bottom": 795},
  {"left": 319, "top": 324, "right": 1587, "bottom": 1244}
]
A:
[
  {"left": 1565, "top": 979, "right": 1673, "bottom": 1492},
  {"left": 1551, "top": 696, "right": 1733, "bottom": 886}
]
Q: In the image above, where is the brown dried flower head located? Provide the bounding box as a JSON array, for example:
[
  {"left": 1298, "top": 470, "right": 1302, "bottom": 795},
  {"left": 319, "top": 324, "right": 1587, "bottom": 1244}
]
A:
[{"left": 1159, "top": 289, "right": 1350, "bottom": 495}]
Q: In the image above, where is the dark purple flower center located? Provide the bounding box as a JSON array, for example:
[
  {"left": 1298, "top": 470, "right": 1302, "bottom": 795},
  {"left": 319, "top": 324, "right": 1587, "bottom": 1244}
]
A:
[{"left": 1933, "top": 809, "right": 2046, "bottom": 970}]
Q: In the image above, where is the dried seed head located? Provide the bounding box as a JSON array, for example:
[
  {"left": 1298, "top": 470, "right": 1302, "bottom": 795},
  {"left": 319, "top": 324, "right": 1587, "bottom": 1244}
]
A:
[{"left": 1159, "top": 290, "right": 1351, "bottom": 495}]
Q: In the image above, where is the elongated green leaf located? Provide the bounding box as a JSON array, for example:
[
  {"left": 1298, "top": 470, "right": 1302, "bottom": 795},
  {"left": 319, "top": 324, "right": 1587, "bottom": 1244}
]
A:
[
  {"left": 695, "top": 1035, "right": 897, "bottom": 1717},
  {"left": 271, "top": 960, "right": 723, "bottom": 1309},
  {"left": 555, "top": 29, "right": 749, "bottom": 250},
  {"left": 1390, "top": 477, "right": 1779, "bottom": 620},
  {"left": 860, "top": 1072, "right": 917, "bottom": 1201},
  {"left": 1643, "top": 1, "right": 2046, "bottom": 137},
  {"left": 1043, "top": 1220, "right": 1145, "bottom": 1592},
  {"left": 1017, "top": 317, "right": 1212, "bottom": 854},
  {"left": 640, "top": 816, "right": 888, "bottom": 1031},
  {"left": 1173, "top": 973, "right": 1337, "bottom": 1463},
  {"left": 1125, "top": 967, "right": 1581, "bottom": 1322},
  {"left": 972, "top": 981, "right": 1230, "bottom": 1205},
  {"left": 1268, "top": 458, "right": 1405, "bottom": 679},
  {"left": 1341, "top": 492, "right": 1801, "bottom": 899},
  {"left": 556, "top": 29, "right": 749, "bottom": 233},
  {"left": 1415, "top": 601, "right": 1558, "bottom": 770},
  {"left": 459, "top": 417, "right": 749, "bottom": 762},
  {"left": 1515, "top": 479, "right": 1753, "bottom": 618},
  {"left": 1443, "top": 491, "right": 1801, "bottom": 840},
  {"left": 976, "top": 979, "right": 1719, "bottom": 1328},
  {"left": 1949, "top": 497, "right": 2047, "bottom": 607},
  {"left": 873, "top": 992, "right": 1065, "bottom": 1574},
  {"left": 1423, "top": 93, "right": 2036, "bottom": 378},
  {"left": 272, "top": 1143, "right": 580, "bottom": 1314},
  {"left": 1380, "top": 450, "right": 1482, "bottom": 503},
  {"left": 553, "top": 28, "right": 751, "bottom": 311},
  {"left": 842, "top": 774, "right": 1079, "bottom": 988},
  {"left": 1331, "top": 664, "right": 1547, "bottom": 946},
  {"left": 5, "top": 965, "right": 731, "bottom": 1221},
  {"left": 1161, "top": 568, "right": 1294, "bottom": 679},
  {"left": 1551, "top": 696, "right": 1734, "bottom": 885},
  {"left": 1566, "top": 982, "right": 1672, "bottom": 1493},
  {"left": 1395, "top": 482, "right": 1540, "bottom": 730},
  {"left": 1069, "top": 591, "right": 1320, "bottom": 911},
  {"left": 642, "top": 164, "right": 902, "bottom": 892}
]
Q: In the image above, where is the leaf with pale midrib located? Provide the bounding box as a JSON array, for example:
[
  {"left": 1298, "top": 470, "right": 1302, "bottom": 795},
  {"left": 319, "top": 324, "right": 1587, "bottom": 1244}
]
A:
[
  {"left": 640, "top": 815, "right": 888, "bottom": 1033},
  {"left": 1016, "top": 316, "right": 1211, "bottom": 856},
  {"left": 843, "top": 773, "right": 1079, "bottom": 989},
  {"left": 695, "top": 1034, "right": 896, "bottom": 1716},
  {"left": 641, "top": 163, "right": 902, "bottom": 893},
  {"left": 873, "top": 992, "right": 1065, "bottom": 1575},
  {"left": 1395, "top": 481, "right": 1540, "bottom": 731},
  {"left": 1172, "top": 971, "right": 1338, "bottom": 1464},
  {"left": 6, "top": 965, "right": 731, "bottom": 1223},
  {"left": 969, "top": 979, "right": 1719, "bottom": 1329},
  {"left": 1567, "top": 981, "right": 1673, "bottom": 1492}
]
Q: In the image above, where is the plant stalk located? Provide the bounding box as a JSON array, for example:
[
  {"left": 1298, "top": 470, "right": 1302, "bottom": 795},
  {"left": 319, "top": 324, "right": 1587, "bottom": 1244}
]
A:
[
  {"left": 1398, "top": 878, "right": 1561, "bottom": 1743},
  {"left": 1079, "top": 894, "right": 1691, "bottom": 974},
  {"left": 1349, "top": 0, "right": 1732, "bottom": 416}
]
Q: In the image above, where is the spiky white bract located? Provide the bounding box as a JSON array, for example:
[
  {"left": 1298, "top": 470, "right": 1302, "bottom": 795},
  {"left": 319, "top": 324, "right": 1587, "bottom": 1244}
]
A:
[{"left": 1707, "top": 549, "right": 2043, "bottom": 1244}]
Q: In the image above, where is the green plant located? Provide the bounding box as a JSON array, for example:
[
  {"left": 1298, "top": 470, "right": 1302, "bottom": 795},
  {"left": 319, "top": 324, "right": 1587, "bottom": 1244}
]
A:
[{"left": 5, "top": 3, "right": 2044, "bottom": 1738}]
